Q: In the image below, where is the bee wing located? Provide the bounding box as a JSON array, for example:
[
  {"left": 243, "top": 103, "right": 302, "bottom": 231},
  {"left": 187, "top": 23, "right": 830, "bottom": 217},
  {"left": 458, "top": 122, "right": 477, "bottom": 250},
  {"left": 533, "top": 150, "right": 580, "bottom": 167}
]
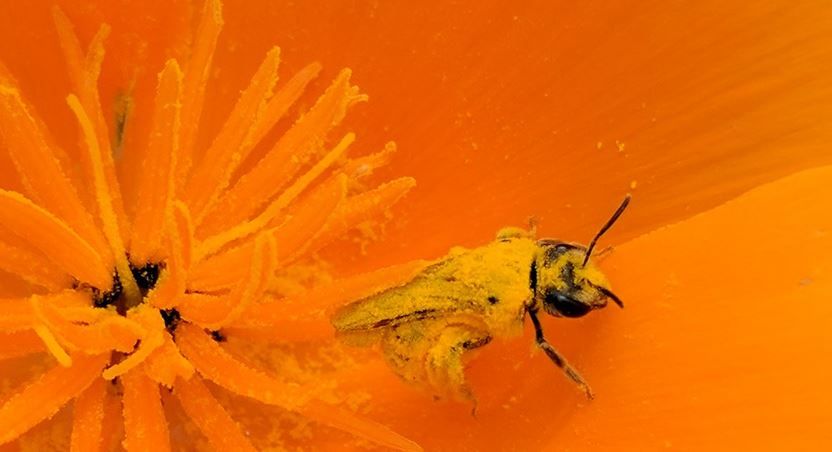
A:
[{"left": 331, "top": 256, "right": 485, "bottom": 332}]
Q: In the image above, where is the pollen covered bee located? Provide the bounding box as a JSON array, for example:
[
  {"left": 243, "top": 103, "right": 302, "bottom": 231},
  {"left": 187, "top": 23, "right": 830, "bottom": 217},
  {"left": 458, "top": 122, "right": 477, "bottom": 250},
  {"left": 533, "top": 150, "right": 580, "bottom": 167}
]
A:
[{"left": 332, "top": 196, "right": 630, "bottom": 401}]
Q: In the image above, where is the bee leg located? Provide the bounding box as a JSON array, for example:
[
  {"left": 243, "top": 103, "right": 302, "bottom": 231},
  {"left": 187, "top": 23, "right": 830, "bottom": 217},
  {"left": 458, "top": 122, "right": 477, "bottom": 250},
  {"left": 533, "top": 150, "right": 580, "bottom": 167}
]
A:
[
  {"left": 424, "top": 324, "right": 491, "bottom": 405},
  {"left": 382, "top": 323, "right": 432, "bottom": 389},
  {"left": 382, "top": 321, "right": 490, "bottom": 404},
  {"left": 528, "top": 308, "right": 594, "bottom": 399}
]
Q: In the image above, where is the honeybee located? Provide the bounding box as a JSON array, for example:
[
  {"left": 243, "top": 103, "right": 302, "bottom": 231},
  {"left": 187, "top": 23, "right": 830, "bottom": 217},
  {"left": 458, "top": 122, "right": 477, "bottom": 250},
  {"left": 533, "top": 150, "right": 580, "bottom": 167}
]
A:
[{"left": 332, "top": 196, "right": 630, "bottom": 401}]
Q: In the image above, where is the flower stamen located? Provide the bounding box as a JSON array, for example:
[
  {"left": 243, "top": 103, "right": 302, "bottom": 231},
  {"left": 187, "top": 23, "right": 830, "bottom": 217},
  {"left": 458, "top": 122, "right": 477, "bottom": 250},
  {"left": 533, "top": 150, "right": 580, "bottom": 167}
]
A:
[
  {"left": 32, "top": 324, "right": 72, "bottom": 367},
  {"left": 183, "top": 46, "right": 282, "bottom": 222},
  {"left": 199, "top": 69, "right": 366, "bottom": 236},
  {"left": 66, "top": 95, "right": 142, "bottom": 307},
  {"left": 177, "top": 0, "right": 223, "bottom": 189},
  {"left": 0, "top": 2, "right": 422, "bottom": 448},
  {"left": 196, "top": 132, "right": 355, "bottom": 260},
  {"left": 128, "top": 59, "right": 182, "bottom": 266},
  {"left": 121, "top": 370, "right": 170, "bottom": 452},
  {"left": 69, "top": 376, "right": 107, "bottom": 451},
  {"left": 0, "top": 189, "right": 111, "bottom": 288}
]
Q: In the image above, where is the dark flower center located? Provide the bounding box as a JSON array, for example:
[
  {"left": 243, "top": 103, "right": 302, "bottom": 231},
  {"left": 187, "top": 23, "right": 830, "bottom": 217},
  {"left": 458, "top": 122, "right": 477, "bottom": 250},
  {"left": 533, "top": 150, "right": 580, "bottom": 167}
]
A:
[{"left": 92, "top": 259, "right": 164, "bottom": 315}]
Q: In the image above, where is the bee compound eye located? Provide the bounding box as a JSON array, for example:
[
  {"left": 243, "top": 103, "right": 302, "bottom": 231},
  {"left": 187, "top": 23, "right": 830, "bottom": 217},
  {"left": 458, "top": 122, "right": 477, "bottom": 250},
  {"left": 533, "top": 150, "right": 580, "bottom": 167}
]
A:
[{"left": 544, "top": 292, "right": 591, "bottom": 318}]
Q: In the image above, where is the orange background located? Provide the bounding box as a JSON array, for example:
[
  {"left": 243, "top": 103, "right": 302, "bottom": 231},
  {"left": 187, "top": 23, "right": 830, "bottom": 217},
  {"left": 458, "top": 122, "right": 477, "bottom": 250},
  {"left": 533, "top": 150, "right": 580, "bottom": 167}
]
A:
[
  {"left": 1, "top": 1, "right": 830, "bottom": 257},
  {"left": 0, "top": 0, "right": 830, "bottom": 450}
]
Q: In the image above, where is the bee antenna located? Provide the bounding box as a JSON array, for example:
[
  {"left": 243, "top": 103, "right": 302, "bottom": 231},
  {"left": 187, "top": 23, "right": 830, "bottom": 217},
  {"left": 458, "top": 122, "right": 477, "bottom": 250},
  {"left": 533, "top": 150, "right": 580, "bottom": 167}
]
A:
[
  {"left": 597, "top": 286, "right": 624, "bottom": 308},
  {"left": 582, "top": 194, "right": 631, "bottom": 267}
]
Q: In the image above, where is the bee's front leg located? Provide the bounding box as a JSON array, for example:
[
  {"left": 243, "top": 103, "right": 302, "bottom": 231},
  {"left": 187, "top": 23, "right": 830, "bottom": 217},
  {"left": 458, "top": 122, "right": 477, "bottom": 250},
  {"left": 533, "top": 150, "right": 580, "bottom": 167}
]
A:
[{"left": 527, "top": 308, "right": 594, "bottom": 399}]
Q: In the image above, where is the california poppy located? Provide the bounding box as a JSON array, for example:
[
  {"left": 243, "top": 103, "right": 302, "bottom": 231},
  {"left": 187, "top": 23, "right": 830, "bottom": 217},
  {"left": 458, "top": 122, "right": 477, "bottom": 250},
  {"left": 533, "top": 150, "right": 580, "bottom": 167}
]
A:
[{"left": 0, "top": 0, "right": 830, "bottom": 450}]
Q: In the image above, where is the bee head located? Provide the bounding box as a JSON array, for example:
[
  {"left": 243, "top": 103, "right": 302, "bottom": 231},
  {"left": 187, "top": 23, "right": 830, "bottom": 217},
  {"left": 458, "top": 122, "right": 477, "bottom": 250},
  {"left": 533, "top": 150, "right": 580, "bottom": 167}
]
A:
[
  {"left": 532, "top": 242, "right": 621, "bottom": 317},
  {"left": 531, "top": 195, "right": 630, "bottom": 318}
]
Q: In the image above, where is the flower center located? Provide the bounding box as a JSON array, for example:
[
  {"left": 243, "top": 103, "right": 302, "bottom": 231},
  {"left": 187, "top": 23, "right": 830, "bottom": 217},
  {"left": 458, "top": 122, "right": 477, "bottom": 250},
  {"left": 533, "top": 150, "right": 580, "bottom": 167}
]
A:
[{"left": 92, "top": 259, "right": 166, "bottom": 314}]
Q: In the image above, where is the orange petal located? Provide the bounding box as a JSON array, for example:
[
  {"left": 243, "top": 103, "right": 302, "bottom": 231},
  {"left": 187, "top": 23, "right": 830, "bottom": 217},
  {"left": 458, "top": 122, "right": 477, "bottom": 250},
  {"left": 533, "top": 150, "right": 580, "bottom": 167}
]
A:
[
  {"left": 175, "top": 323, "right": 420, "bottom": 450},
  {"left": 128, "top": 59, "right": 182, "bottom": 265},
  {"left": 183, "top": 46, "right": 281, "bottom": 221},
  {"left": 299, "top": 400, "right": 423, "bottom": 452},
  {"left": 545, "top": 165, "right": 832, "bottom": 450},
  {"left": 200, "top": 69, "right": 366, "bottom": 235},
  {"left": 121, "top": 370, "right": 170, "bottom": 452},
  {"left": 172, "top": 376, "right": 257, "bottom": 452},
  {"left": 0, "top": 353, "right": 107, "bottom": 445},
  {"left": 0, "top": 189, "right": 111, "bottom": 288},
  {"left": 0, "top": 297, "right": 35, "bottom": 331},
  {"left": 70, "top": 376, "right": 107, "bottom": 452},
  {"left": 221, "top": 318, "right": 333, "bottom": 343},
  {"left": 0, "top": 330, "right": 44, "bottom": 360}
]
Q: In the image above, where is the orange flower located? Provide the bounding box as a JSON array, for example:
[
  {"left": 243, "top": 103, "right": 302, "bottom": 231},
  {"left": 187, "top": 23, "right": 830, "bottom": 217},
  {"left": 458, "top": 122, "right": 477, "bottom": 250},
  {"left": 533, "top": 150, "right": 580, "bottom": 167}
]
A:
[
  {"left": 1, "top": 1, "right": 831, "bottom": 451},
  {"left": 0, "top": 1, "right": 418, "bottom": 450}
]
